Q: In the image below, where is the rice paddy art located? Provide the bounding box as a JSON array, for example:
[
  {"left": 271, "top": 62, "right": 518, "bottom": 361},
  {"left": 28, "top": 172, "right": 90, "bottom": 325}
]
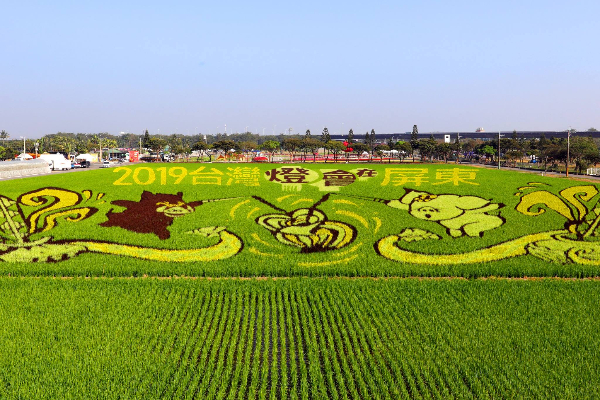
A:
[{"left": 2, "top": 164, "right": 600, "bottom": 276}]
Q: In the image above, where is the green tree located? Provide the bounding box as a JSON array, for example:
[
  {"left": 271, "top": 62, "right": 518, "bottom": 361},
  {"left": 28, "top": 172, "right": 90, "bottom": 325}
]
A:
[
  {"left": 375, "top": 144, "right": 390, "bottom": 163},
  {"left": 395, "top": 141, "right": 412, "bottom": 161},
  {"left": 302, "top": 129, "right": 312, "bottom": 161},
  {"left": 570, "top": 136, "right": 600, "bottom": 174},
  {"left": 212, "top": 140, "right": 237, "bottom": 160},
  {"left": 327, "top": 141, "right": 346, "bottom": 163},
  {"left": 147, "top": 137, "right": 168, "bottom": 161},
  {"left": 506, "top": 150, "right": 522, "bottom": 167},
  {"left": 351, "top": 142, "right": 368, "bottom": 161},
  {"left": 74, "top": 139, "right": 90, "bottom": 154},
  {"left": 142, "top": 130, "right": 151, "bottom": 149},
  {"left": 364, "top": 131, "right": 372, "bottom": 161},
  {"left": 192, "top": 140, "right": 210, "bottom": 162},
  {"left": 238, "top": 141, "right": 258, "bottom": 162},
  {"left": 321, "top": 127, "right": 331, "bottom": 143},
  {"left": 347, "top": 129, "right": 354, "bottom": 145},
  {"left": 321, "top": 127, "right": 331, "bottom": 162},
  {"left": 118, "top": 133, "right": 139, "bottom": 149},
  {"left": 260, "top": 140, "right": 280, "bottom": 162},
  {"left": 410, "top": 125, "right": 419, "bottom": 162},
  {"left": 418, "top": 136, "right": 437, "bottom": 162},
  {"left": 370, "top": 129, "right": 376, "bottom": 154},
  {"left": 282, "top": 138, "right": 302, "bottom": 162},
  {"left": 436, "top": 143, "right": 453, "bottom": 163},
  {"left": 304, "top": 138, "right": 321, "bottom": 163},
  {"left": 480, "top": 145, "right": 497, "bottom": 162},
  {"left": 344, "top": 129, "right": 354, "bottom": 161}
]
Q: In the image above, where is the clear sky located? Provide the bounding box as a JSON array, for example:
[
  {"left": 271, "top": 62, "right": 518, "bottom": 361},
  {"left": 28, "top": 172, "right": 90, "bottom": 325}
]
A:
[{"left": 2, "top": 0, "right": 599, "bottom": 139}]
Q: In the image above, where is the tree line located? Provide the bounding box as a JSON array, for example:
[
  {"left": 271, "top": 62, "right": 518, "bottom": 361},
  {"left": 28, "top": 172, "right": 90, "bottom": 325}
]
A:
[{"left": 2, "top": 128, "right": 600, "bottom": 174}]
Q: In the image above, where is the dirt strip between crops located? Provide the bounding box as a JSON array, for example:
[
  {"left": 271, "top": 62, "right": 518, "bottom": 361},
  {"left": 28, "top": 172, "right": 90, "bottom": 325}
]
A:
[{"left": 3, "top": 275, "right": 600, "bottom": 281}]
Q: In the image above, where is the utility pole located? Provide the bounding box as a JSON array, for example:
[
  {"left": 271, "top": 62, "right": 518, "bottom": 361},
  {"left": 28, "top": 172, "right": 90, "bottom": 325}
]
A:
[
  {"left": 498, "top": 131, "right": 503, "bottom": 169},
  {"left": 456, "top": 132, "right": 461, "bottom": 164},
  {"left": 566, "top": 127, "right": 571, "bottom": 177}
]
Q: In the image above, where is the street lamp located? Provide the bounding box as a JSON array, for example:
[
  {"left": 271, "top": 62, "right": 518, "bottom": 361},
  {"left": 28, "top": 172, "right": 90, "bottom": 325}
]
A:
[{"left": 497, "top": 131, "right": 504, "bottom": 169}]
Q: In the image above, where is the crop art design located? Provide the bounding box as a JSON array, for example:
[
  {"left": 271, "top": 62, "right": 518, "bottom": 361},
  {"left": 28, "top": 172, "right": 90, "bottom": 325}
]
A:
[
  {"left": 4, "top": 182, "right": 600, "bottom": 268},
  {"left": 375, "top": 184, "right": 600, "bottom": 265},
  {"left": 256, "top": 203, "right": 356, "bottom": 253},
  {"left": 0, "top": 187, "right": 101, "bottom": 262},
  {"left": 100, "top": 191, "right": 203, "bottom": 240},
  {"left": 0, "top": 187, "right": 242, "bottom": 263}
]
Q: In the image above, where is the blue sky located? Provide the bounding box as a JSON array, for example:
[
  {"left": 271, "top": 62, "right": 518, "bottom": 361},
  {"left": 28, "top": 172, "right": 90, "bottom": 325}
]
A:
[{"left": 2, "top": 1, "right": 599, "bottom": 139}]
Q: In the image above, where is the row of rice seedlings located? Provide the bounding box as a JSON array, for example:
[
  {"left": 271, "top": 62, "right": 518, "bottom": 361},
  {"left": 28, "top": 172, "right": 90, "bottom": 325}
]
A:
[
  {"left": 159, "top": 288, "right": 207, "bottom": 396},
  {"left": 412, "top": 288, "right": 477, "bottom": 399},
  {"left": 341, "top": 282, "right": 421, "bottom": 399},
  {"left": 266, "top": 289, "right": 280, "bottom": 400},
  {"left": 332, "top": 284, "right": 399, "bottom": 398},
  {"left": 2, "top": 279, "right": 599, "bottom": 398},
  {"left": 388, "top": 283, "right": 492, "bottom": 398},
  {"left": 444, "top": 285, "right": 515, "bottom": 398},
  {"left": 274, "top": 289, "right": 290, "bottom": 400},
  {"left": 292, "top": 290, "right": 324, "bottom": 398},
  {"left": 323, "top": 287, "right": 393, "bottom": 399},
  {"left": 133, "top": 283, "right": 186, "bottom": 396},
  {"left": 190, "top": 291, "right": 233, "bottom": 397},
  {"left": 175, "top": 291, "right": 225, "bottom": 397},
  {"left": 454, "top": 283, "right": 550, "bottom": 397},
  {"left": 228, "top": 291, "right": 258, "bottom": 399},
  {"left": 281, "top": 288, "right": 302, "bottom": 400},
  {"left": 214, "top": 290, "right": 251, "bottom": 400},
  {"left": 388, "top": 284, "right": 461, "bottom": 399},
  {"left": 203, "top": 290, "right": 246, "bottom": 399},
  {"left": 257, "top": 293, "right": 272, "bottom": 399},
  {"left": 168, "top": 290, "right": 219, "bottom": 398},
  {"left": 313, "top": 291, "right": 361, "bottom": 399}
]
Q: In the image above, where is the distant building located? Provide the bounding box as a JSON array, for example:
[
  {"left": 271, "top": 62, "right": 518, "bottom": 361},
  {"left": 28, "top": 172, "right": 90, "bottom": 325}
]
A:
[{"left": 330, "top": 131, "right": 599, "bottom": 142}]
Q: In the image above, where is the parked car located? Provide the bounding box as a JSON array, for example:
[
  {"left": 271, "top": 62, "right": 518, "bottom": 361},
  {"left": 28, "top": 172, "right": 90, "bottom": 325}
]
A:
[
  {"left": 79, "top": 161, "right": 91, "bottom": 168},
  {"left": 71, "top": 162, "right": 81, "bottom": 169},
  {"left": 101, "top": 160, "right": 110, "bottom": 168}
]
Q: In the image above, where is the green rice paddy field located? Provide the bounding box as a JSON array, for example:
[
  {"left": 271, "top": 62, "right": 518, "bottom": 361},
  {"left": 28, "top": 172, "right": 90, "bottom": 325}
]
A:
[{"left": 1, "top": 164, "right": 599, "bottom": 398}]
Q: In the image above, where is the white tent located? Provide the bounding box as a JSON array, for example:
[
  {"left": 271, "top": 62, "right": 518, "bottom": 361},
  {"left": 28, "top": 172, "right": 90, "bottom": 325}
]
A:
[
  {"left": 76, "top": 153, "right": 94, "bottom": 161},
  {"left": 15, "top": 153, "right": 33, "bottom": 160}
]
